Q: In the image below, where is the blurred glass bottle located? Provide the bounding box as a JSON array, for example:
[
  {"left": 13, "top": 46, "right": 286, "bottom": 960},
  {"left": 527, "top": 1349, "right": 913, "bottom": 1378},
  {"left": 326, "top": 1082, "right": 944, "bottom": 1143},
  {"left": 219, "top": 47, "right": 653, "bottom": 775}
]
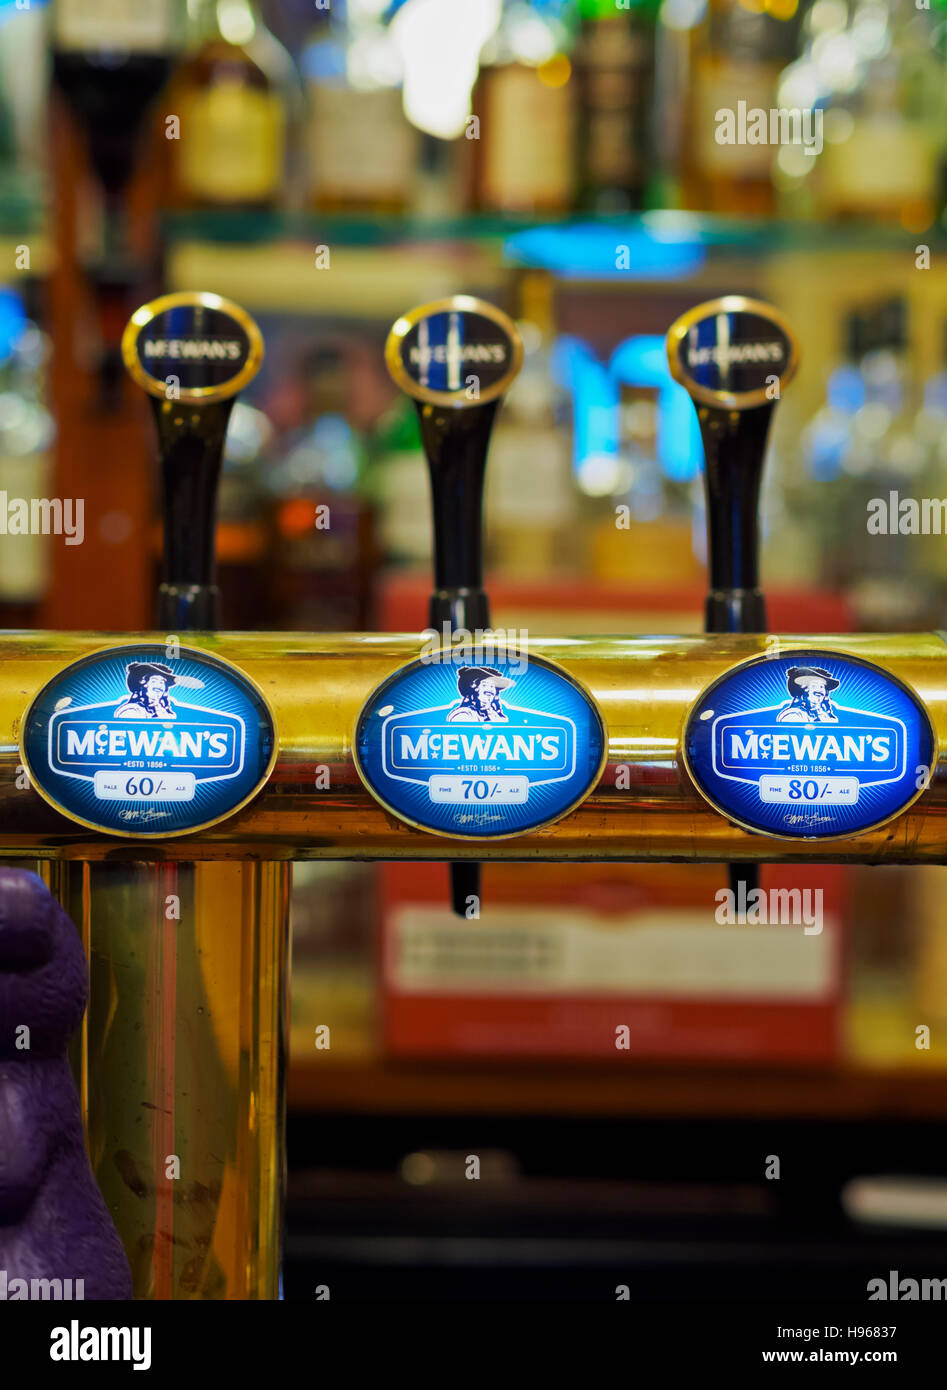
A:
[
  {"left": 842, "top": 300, "right": 928, "bottom": 623},
  {"left": 916, "top": 319, "right": 947, "bottom": 484},
  {"left": 52, "top": 0, "right": 181, "bottom": 206},
  {"left": 167, "top": 0, "right": 298, "bottom": 212},
  {"left": 0, "top": 67, "right": 22, "bottom": 222},
  {"left": 472, "top": 0, "right": 576, "bottom": 214},
  {"left": 266, "top": 345, "right": 374, "bottom": 631},
  {"left": 860, "top": 299, "right": 923, "bottom": 483},
  {"left": 303, "top": 0, "right": 418, "bottom": 214},
  {"left": 214, "top": 400, "right": 274, "bottom": 629},
  {"left": 51, "top": 0, "right": 182, "bottom": 399},
  {"left": 590, "top": 383, "right": 703, "bottom": 587},
  {"left": 914, "top": 318, "right": 947, "bottom": 594},
  {"left": 364, "top": 393, "right": 429, "bottom": 569},
  {"left": 0, "top": 292, "right": 55, "bottom": 626},
  {"left": 802, "top": 311, "right": 869, "bottom": 485},
  {"left": 0, "top": 3, "right": 46, "bottom": 222},
  {"left": 812, "top": 0, "right": 944, "bottom": 230},
  {"left": 486, "top": 272, "right": 576, "bottom": 577},
  {"left": 793, "top": 307, "right": 869, "bottom": 588},
  {"left": 574, "top": 0, "right": 659, "bottom": 212},
  {"left": 661, "top": 0, "right": 800, "bottom": 216}
]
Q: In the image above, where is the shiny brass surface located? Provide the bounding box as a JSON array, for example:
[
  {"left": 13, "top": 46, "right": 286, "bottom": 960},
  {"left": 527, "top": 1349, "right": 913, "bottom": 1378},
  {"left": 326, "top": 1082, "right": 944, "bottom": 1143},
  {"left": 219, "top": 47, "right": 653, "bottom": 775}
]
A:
[
  {"left": 4, "top": 630, "right": 947, "bottom": 862},
  {"left": 42, "top": 857, "right": 290, "bottom": 1300}
]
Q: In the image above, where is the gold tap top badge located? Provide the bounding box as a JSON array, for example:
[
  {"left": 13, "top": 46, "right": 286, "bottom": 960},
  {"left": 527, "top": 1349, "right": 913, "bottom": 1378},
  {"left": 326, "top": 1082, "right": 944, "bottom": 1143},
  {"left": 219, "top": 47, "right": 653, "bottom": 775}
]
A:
[
  {"left": 385, "top": 295, "right": 524, "bottom": 409},
  {"left": 121, "top": 291, "right": 264, "bottom": 404},
  {"left": 665, "top": 295, "right": 799, "bottom": 412}
]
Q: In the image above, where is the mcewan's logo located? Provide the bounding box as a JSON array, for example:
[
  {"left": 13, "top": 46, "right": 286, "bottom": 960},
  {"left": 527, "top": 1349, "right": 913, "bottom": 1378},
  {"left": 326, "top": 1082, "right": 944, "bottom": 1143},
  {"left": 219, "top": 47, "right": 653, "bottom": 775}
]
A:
[
  {"left": 142, "top": 336, "right": 244, "bottom": 361},
  {"left": 687, "top": 340, "right": 785, "bottom": 368},
  {"left": 382, "top": 665, "right": 574, "bottom": 785},
  {"left": 711, "top": 665, "right": 905, "bottom": 787},
  {"left": 685, "top": 651, "right": 934, "bottom": 841},
  {"left": 407, "top": 342, "right": 507, "bottom": 367},
  {"left": 22, "top": 644, "right": 276, "bottom": 838},
  {"left": 722, "top": 726, "right": 897, "bottom": 769},
  {"left": 48, "top": 659, "right": 245, "bottom": 785},
  {"left": 393, "top": 727, "right": 566, "bottom": 769},
  {"left": 355, "top": 651, "right": 606, "bottom": 840}
]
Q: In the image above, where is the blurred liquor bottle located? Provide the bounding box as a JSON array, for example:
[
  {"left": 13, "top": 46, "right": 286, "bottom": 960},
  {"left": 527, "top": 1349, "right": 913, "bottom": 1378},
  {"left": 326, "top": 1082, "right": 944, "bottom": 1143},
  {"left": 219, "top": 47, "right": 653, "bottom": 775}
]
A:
[
  {"left": 266, "top": 345, "right": 375, "bottom": 631},
  {"left": 664, "top": 0, "right": 800, "bottom": 216},
  {"left": 574, "top": 0, "right": 659, "bottom": 212},
  {"left": 364, "top": 394, "right": 428, "bottom": 569},
  {"left": 914, "top": 318, "right": 947, "bottom": 596},
  {"left": 814, "top": 0, "right": 944, "bottom": 229},
  {"left": 0, "top": 293, "right": 55, "bottom": 626},
  {"left": 471, "top": 0, "right": 576, "bottom": 214},
  {"left": 215, "top": 401, "right": 274, "bottom": 629},
  {"left": 386, "top": 0, "right": 502, "bottom": 217},
  {"left": 796, "top": 307, "right": 870, "bottom": 588},
  {"left": 486, "top": 272, "right": 577, "bottom": 577},
  {"left": 302, "top": 0, "right": 418, "bottom": 214},
  {"left": 0, "top": 70, "right": 24, "bottom": 224},
  {"left": 51, "top": 0, "right": 181, "bottom": 205},
  {"left": 0, "top": 3, "right": 46, "bottom": 223},
  {"left": 51, "top": 0, "right": 181, "bottom": 393},
  {"left": 801, "top": 298, "right": 929, "bottom": 625},
  {"left": 167, "top": 0, "right": 297, "bottom": 212},
  {"left": 588, "top": 380, "right": 703, "bottom": 588},
  {"left": 844, "top": 298, "right": 929, "bottom": 622},
  {"left": 916, "top": 319, "right": 947, "bottom": 486}
]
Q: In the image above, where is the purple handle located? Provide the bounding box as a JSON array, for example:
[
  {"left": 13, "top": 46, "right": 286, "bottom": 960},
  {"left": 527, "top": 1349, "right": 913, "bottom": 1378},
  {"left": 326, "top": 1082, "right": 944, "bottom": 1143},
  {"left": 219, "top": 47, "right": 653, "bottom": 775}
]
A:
[{"left": 0, "top": 868, "right": 132, "bottom": 1300}]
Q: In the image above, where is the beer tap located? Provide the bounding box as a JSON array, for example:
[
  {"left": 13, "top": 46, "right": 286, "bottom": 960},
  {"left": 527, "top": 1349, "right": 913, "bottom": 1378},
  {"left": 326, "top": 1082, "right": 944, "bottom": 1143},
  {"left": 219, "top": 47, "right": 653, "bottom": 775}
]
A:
[
  {"left": 385, "top": 296, "right": 524, "bottom": 918},
  {"left": 667, "top": 296, "right": 799, "bottom": 900},
  {"left": 122, "top": 292, "right": 264, "bottom": 629},
  {"left": 52, "top": 290, "right": 287, "bottom": 1300}
]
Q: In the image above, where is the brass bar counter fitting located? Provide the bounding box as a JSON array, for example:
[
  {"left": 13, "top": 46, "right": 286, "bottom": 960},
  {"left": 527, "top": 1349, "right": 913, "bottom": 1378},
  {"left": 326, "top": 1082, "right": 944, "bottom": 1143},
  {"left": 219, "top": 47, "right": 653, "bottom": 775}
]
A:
[{"left": 5, "top": 628, "right": 947, "bottom": 864}]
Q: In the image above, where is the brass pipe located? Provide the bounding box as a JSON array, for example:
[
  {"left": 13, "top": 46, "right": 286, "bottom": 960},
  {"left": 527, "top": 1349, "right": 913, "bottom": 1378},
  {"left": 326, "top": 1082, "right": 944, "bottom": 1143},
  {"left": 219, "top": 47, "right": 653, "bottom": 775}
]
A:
[
  {"left": 47, "top": 856, "right": 289, "bottom": 1299},
  {"left": 4, "top": 629, "right": 947, "bottom": 863}
]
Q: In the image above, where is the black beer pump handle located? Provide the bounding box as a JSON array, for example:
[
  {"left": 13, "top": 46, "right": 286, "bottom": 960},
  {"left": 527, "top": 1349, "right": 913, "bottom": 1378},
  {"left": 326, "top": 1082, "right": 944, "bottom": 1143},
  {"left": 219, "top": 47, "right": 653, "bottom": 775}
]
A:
[
  {"left": 698, "top": 401, "right": 773, "bottom": 900},
  {"left": 417, "top": 399, "right": 498, "bottom": 635},
  {"left": 666, "top": 296, "right": 800, "bottom": 902},
  {"left": 151, "top": 397, "right": 233, "bottom": 632},
  {"left": 416, "top": 399, "right": 499, "bottom": 919},
  {"left": 698, "top": 402, "right": 773, "bottom": 635},
  {"left": 387, "top": 296, "right": 523, "bottom": 920},
  {"left": 122, "top": 292, "right": 265, "bottom": 636}
]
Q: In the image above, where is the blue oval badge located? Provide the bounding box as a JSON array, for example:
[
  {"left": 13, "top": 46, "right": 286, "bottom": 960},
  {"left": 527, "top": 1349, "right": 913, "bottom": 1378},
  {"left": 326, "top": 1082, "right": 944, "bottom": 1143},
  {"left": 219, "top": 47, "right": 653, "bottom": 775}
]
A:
[
  {"left": 385, "top": 296, "right": 523, "bottom": 409},
  {"left": 21, "top": 644, "right": 276, "bottom": 838},
  {"left": 684, "top": 650, "right": 935, "bottom": 839},
  {"left": 354, "top": 649, "right": 606, "bottom": 839},
  {"left": 666, "top": 295, "right": 799, "bottom": 411}
]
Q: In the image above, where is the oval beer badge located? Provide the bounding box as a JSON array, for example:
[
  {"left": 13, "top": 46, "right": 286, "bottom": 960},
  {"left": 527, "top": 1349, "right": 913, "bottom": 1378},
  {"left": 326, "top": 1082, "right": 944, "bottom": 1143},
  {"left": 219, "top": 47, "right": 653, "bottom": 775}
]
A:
[
  {"left": 684, "top": 651, "right": 935, "bottom": 839},
  {"left": 355, "top": 649, "right": 606, "bottom": 839},
  {"left": 121, "top": 291, "right": 264, "bottom": 403},
  {"left": 21, "top": 645, "right": 276, "bottom": 838},
  {"left": 666, "top": 295, "right": 799, "bottom": 410},
  {"left": 385, "top": 295, "right": 524, "bottom": 408}
]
